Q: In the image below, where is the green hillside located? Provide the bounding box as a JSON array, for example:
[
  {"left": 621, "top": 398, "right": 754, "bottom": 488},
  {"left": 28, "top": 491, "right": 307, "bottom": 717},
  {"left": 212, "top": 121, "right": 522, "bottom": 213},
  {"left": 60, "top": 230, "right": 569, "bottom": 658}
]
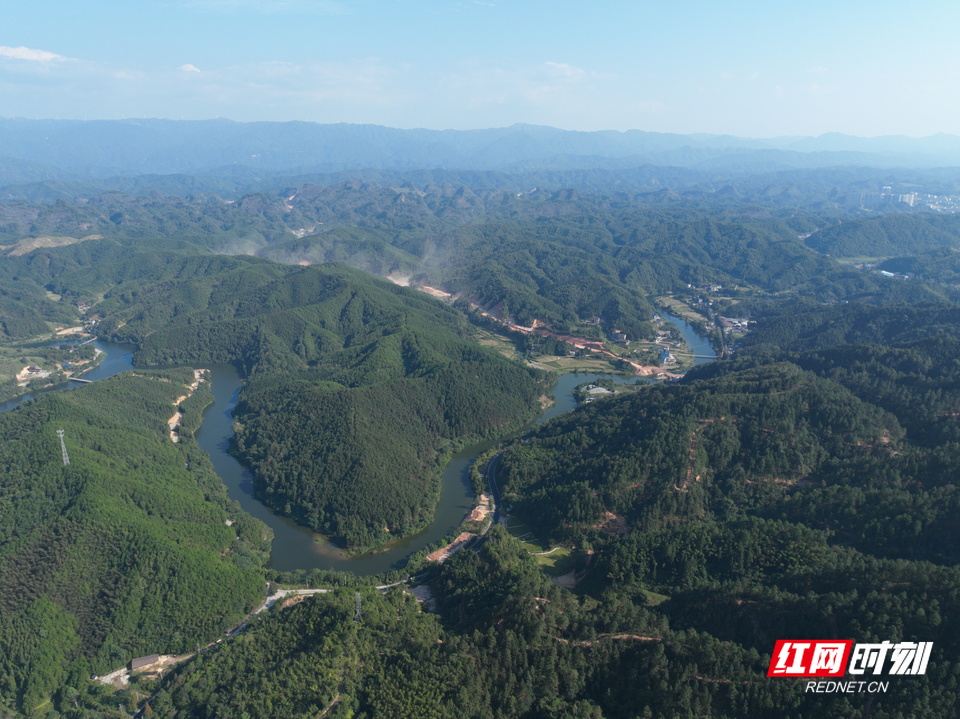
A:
[
  {"left": 147, "top": 516, "right": 960, "bottom": 718},
  {"left": 739, "top": 301, "right": 960, "bottom": 352},
  {"left": 805, "top": 213, "right": 960, "bottom": 257},
  {"left": 0, "top": 371, "right": 268, "bottom": 715},
  {"left": 497, "top": 362, "right": 903, "bottom": 545},
  {"left": 78, "top": 259, "right": 547, "bottom": 548}
]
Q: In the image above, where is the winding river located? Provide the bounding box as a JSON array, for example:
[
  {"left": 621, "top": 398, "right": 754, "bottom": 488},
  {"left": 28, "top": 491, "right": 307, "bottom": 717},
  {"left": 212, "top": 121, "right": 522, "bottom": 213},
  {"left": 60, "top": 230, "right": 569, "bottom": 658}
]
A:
[
  {"left": 195, "top": 367, "right": 654, "bottom": 575},
  {"left": 3, "top": 310, "right": 714, "bottom": 576},
  {"left": 658, "top": 308, "right": 718, "bottom": 362},
  {"left": 196, "top": 307, "right": 716, "bottom": 575}
]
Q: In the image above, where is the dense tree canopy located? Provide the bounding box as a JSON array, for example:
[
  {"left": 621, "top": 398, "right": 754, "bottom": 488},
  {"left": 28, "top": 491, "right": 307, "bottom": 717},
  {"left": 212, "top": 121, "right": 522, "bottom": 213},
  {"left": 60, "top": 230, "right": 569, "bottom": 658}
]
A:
[{"left": 0, "top": 372, "right": 267, "bottom": 715}]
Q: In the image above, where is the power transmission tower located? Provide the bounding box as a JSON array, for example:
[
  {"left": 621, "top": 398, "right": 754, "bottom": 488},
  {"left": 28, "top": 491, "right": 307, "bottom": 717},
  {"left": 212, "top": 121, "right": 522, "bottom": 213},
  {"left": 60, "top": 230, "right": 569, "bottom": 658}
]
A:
[
  {"left": 354, "top": 591, "right": 362, "bottom": 623},
  {"left": 57, "top": 429, "right": 70, "bottom": 466}
]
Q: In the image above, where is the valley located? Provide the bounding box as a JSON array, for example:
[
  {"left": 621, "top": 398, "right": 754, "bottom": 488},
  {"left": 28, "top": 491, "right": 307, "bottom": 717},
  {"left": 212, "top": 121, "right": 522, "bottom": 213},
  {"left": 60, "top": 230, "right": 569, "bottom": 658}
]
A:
[{"left": 1, "top": 136, "right": 960, "bottom": 718}]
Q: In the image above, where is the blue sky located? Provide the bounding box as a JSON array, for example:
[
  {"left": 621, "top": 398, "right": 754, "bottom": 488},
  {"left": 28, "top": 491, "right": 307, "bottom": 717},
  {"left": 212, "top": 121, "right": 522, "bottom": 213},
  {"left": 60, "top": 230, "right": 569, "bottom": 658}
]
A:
[{"left": 3, "top": 0, "right": 959, "bottom": 137}]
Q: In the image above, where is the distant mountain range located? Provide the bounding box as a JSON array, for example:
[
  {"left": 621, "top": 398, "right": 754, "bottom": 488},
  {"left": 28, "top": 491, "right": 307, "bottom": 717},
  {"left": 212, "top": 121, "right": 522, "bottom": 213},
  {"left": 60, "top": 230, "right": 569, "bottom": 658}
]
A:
[{"left": 2, "top": 119, "right": 960, "bottom": 186}]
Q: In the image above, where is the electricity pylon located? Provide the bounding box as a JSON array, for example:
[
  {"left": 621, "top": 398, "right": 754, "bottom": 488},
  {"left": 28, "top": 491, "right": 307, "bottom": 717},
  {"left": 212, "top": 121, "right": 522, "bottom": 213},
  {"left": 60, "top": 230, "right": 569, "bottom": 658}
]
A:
[{"left": 57, "top": 429, "right": 70, "bottom": 466}]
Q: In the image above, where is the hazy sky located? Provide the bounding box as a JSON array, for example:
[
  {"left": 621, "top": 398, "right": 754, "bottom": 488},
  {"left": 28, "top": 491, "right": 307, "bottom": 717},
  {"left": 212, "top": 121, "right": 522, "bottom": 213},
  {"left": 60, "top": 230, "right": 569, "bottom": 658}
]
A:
[{"left": 4, "top": 0, "right": 959, "bottom": 137}]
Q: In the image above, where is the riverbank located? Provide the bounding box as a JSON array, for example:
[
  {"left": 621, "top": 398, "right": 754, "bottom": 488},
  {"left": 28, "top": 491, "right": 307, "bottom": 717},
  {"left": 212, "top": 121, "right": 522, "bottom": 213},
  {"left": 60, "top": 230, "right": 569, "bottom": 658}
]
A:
[{"left": 167, "top": 369, "right": 209, "bottom": 443}]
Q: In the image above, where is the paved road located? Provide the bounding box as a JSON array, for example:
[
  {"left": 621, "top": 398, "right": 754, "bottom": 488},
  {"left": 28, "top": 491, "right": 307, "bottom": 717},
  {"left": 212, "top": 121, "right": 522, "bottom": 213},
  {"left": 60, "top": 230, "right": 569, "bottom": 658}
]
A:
[{"left": 485, "top": 453, "right": 505, "bottom": 525}]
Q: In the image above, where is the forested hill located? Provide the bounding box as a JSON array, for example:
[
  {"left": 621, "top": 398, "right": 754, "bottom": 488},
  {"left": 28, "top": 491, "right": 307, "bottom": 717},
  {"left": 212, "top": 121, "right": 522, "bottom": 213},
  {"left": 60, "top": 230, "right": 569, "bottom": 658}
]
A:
[
  {"left": 73, "top": 255, "right": 548, "bottom": 548},
  {"left": 96, "top": 255, "right": 505, "bottom": 377},
  {"left": 0, "top": 229, "right": 548, "bottom": 549},
  {"left": 0, "top": 370, "right": 267, "bottom": 714},
  {"left": 482, "top": 336, "right": 960, "bottom": 715},
  {"left": 497, "top": 361, "right": 904, "bottom": 547},
  {"left": 4, "top": 180, "right": 956, "bottom": 347},
  {"left": 151, "top": 526, "right": 812, "bottom": 718},
  {"left": 805, "top": 213, "right": 960, "bottom": 257},
  {"left": 738, "top": 301, "right": 960, "bottom": 353},
  {"left": 498, "top": 326, "right": 960, "bottom": 562}
]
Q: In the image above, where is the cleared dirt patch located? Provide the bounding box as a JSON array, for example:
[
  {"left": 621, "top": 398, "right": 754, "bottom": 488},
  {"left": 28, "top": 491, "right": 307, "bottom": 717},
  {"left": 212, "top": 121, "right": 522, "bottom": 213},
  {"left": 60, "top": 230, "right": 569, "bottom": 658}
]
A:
[
  {"left": 468, "top": 493, "right": 491, "bottom": 523},
  {"left": 6, "top": 234, "right": 102, "bottom": 257},
  {"left": 594, "top": 511, "right": 628, "bottom": 536},
  {"left": 426, "top": 532, "right": 474, "bottom": 562}
]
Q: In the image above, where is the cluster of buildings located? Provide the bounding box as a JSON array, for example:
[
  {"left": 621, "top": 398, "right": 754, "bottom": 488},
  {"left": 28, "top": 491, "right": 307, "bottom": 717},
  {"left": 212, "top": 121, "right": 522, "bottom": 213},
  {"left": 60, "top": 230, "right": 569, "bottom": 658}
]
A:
[
  {"left": 851, "top": 187, "right": 960, "bottom": 214},
  {"left": 15, "top": 365, "right": 51, "bottom": 386},
  {"left": 580, "top": 384, "right": 616, "bottom": 404},
  {"left": 851, "top": 263, "right": 913, "bottom": 281},
  {"left": 850, "top": 189, "right": 919, "bottom": 210},
  {"left": 914, "top": 193, "right": 960, "bottom": 213},
  {"left": 685, "top": 283, "right": 724, "bottom": 293},
  {"left": 651, "top": 313, "right": 681, "bottom": 366},
  {"left": 717, "top": 316, "right": 750, "bottom": 333},
  {"left": 877, "top": 269, "right": 913, "bottom": 280}
]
